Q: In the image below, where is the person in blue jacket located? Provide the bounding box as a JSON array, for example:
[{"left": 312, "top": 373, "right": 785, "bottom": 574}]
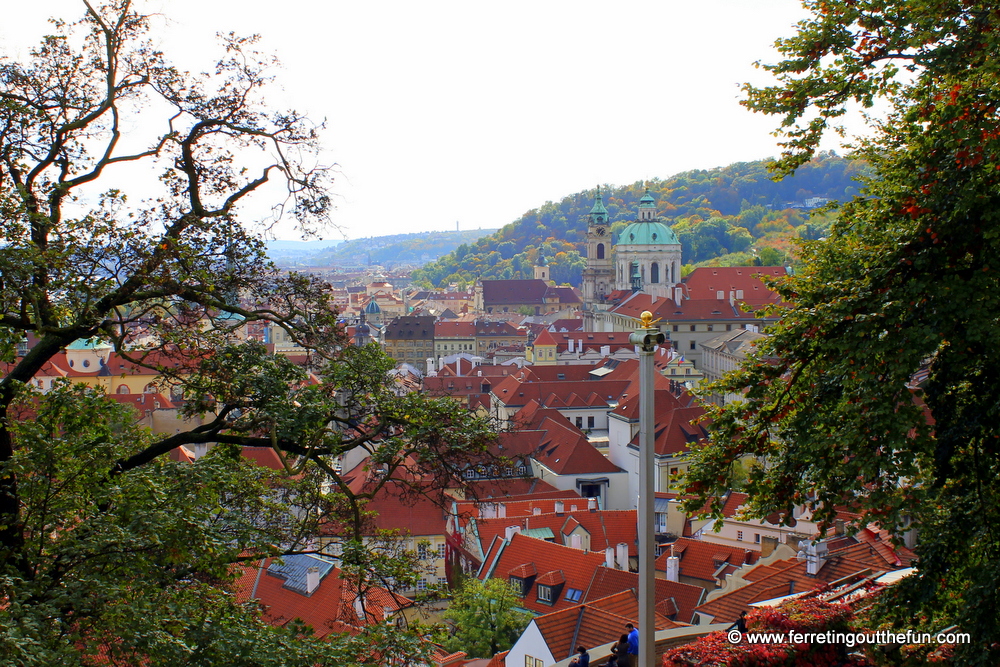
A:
[{"left": 625, "top": 623, "right": 639, "bottom": 667}]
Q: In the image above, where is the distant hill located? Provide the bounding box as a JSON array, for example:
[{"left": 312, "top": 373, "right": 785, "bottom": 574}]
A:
[
  {"left": 412, "top": 153, "right": 867, "bottom": 288},
  {"left": 268, "top": 229, "right": 497, "bottom": 268}
]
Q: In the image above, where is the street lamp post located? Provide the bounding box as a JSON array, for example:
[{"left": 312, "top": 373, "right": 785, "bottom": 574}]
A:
[{"left": 630, "top": 311, "right": 664, "bottom": 666}]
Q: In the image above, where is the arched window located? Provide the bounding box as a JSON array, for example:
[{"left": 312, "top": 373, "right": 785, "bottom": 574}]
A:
[
  {"left": 597, "top": 243, "right": 605, "bottom": 259},
  {"left": 650, "top": 262, "right": 660, "bottom": 284},
  {"left": 143, "top": 383, "right": 156, "bottom": 394},
  {"left": 117, "top": 385, "right": 129, "bottom": 395}
]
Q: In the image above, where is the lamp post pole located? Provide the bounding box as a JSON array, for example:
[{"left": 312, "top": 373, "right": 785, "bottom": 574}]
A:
[{"left": 630, "top": 311, "right": 664, "bottom": 666}]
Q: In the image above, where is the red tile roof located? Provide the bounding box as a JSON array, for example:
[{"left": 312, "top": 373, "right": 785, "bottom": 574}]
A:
[
  {"left": 584, "top": 566, "right": 706, "bottom": 624},
  {"left": 693, "top": 552, "right": 885, "bottom": 623},
  {"left": 682, "top": 267, "right": 788, "bottom": 305},
  {"left": 479, "top": 533, "right": 607, "bottom": 615},
  {"left": 654, "top": 538, "right": 759, "bottom": 584},
  {"left": 531, "top": 589, "right": 686, "bottom": 663}
]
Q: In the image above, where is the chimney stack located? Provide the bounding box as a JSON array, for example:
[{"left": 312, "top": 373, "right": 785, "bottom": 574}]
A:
[
  {"left": 504, "top": 525, "right": 521, "bottom": 540},
  {"left": 666, "top": 556, "right": 680, "bottom": 582},
  {"left": 588, "top": 497, "right": 598, "bottom": 512},
  {"left": 616, "top": 542, "right": 629, "bottom": 570},
  {"left": 605, "top": 546, "right": 615, "bottom": 568},
  {"left": 554, "top": 500, "right": 564, "bottom": 515},
  {"left": 497, "top": 503, "right": 507, "bottom": 519},
  {"left": 306, "top": 566, "right": 321, "bottom": 595},
  {"left": 532, "top": 507, "right": 541, "bottom": 516}
]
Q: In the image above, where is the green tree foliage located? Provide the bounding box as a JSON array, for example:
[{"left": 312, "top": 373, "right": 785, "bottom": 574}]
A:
[
  {"left": 0, "top": 3, "right": 499, "bottom": 663},
  {"left": 443, "top": 578, "right": 531, "bottom": 658},
  {"left": 412, "top": 156, "right": 862, "bottom": 287},
  {"left": 684, "top": 2, "right": 1000, "bottom": 663}
]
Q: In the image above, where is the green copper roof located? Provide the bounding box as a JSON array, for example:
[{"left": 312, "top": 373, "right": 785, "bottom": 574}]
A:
[
  {"left": 537, "top": 253, "right": 548, "bottom": 266},
  {"left": 618, "top": 220, "right": 679, "bottom": 245},
  {"left": 66, "top": 338, "right": 112, "bottom": 350},
  {"left": 364, "top": 299, "right": 382, "bottom": 313},
  {"left": 590, "top": 187, "right": 608, "bottom": 215},
  {"left": 639, "top": 187, "right": 656, "bottom": 207},
  {"left": 521, "top": 527, "right": 554, "bottom": 540}
]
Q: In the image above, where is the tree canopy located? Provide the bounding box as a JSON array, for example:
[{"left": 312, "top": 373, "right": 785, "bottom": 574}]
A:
[
  {"left": 685, "top": 2, "right": 1000, "bottom": 663},
  {"left": 442, "top": 578, "right": 530, "bottom": 659},
  {"left": 412, "top": 154, "right": 861, "bottom": 288},
  {"left": 0, "top": 2, "right": 499, "bottom": 663}
]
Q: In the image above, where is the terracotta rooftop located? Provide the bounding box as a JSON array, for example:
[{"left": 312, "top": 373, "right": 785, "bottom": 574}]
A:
[
  {"left": 585, "top": 565, "right": 706, "bottom": 624},
  {"left": 654, "top": 538, "right": 759, "bottom": 584}
]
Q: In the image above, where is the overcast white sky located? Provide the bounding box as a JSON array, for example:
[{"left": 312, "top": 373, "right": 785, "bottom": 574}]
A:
[{"left": 3, "top": 1, "right": 858, "bottom": 241}]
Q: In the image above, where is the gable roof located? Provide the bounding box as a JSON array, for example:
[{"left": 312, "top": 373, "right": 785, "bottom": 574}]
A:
[
  {"left": 584, "top": 565, "right": 706, "bottom": 624},
  {"left": 478, "top": 533, "right": 607, "bottom": 615},
  {"left": 531, "top": 589, "right": 686, "bottom": 662},
  {"left": 655, "top": 538, "right": 759, "bottom": 583}
]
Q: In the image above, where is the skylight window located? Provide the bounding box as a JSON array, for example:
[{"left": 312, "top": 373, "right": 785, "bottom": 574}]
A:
[{"left": 565, "top": 588, "right": 583, "bottom": 602}]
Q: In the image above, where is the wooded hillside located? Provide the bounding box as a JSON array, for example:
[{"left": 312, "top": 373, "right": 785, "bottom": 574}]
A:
[{"left": 413, "top": 153, "right": 864, "bottom": 288}]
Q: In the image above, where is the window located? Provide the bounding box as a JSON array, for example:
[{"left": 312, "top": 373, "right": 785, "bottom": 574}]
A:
[
  {"left": 754, "top": 534, "right": 761, "bottom": 544},
  {"left": 737, "top": 531, "right": 744, "bottom": 541},
  {"left": 510, "top": 576, "right": 525, "bottom": 595},
  {"left": 597, "top": 243, "right": 605, "bottom": 259},
  {"left": 82, "top": 358, "right": 91, "bottom": 368},
  {"left": 650, "top": 262, "right": 659, "bottom": 284},
  {"left": 672, "top": 325, "right": 679, "bottom": 332},
  {"left": 537, "top": 585, "right": 552, "bottom": 602},
  {"left": 437, "top": 543, "right": 446, "bottom": 559},
  {"left": 416, "top": 578, "right": 428, "bottom": 591},
  {"left": 726, "top": 324, "right": 732, "bottom": 331},
  {"left": 707, "top": 324, "right": 714, "bottom": 332},
  {"left": 438, "top": 576, "right": 448, "bottom": 585},
  {"left": 565, "top": 588, "right": 583, "bottom": 603},
  {"left": 689, "top": 340, "right": 696, "bottom": 350},
  {"left": 417, "top": 543, "right": 429, "bottom": 559},
  {"left": 575, "top": 417, "right": 583, "bottom": 428},
  {"left": 587, "top": 416, "right": 595, "bottom": 429},
  {"left": 690, "top": 325, "right": 696, "bottom": 332}
]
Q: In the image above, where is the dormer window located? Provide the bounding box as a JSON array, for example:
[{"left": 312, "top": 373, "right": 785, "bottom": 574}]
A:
[{"left": 537, "top": 585, "right": 553, "bottom": 603}]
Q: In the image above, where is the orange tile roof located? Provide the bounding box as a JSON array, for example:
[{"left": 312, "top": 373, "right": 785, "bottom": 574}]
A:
[
  {"left": 693, "top": 553, "right": 884, "bottom": 623},
  {"left": 468, "top": 508, "right": 638, "bottom": 560},
  {"left": 479, "top": 533, "right": 607, "bottom": 615},
  {"left": 584, "top": 566, "right": 706, "bottom": 624},
  {"left": 531, "top": 590, "right": 685, "bottom": 663},
  {"left": 654, "top": 538, "right": 759, "bottom": 584}
]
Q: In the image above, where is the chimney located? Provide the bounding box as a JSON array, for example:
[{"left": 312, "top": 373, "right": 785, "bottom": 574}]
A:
[
  {"left": 456, "top": 357, "right": 462, "bottom": 376},
  {"left": 799, "top": 540, "right": 830, "bottom": 576},
  {"left": 568, "top": 338, "right": 575, "bottom": 353},
  {"left": 666, "top": 556, "right": 680, "bottom": 582},
  {"left": 554, "top": 500, "right": 564, "bottom": 515},
  {"left": 482, "top": 503, "right": 496, "bottom": 519},
  {"left": 588, "top": 497, "right": 598, "bottom": 512},
  {"left": 570, "top": 505, "right": 578, "bottom": 512},
  {"left": 601, "top": 344, "right": 610, "bottom": 357},
  {"left": 426, "top": 357, "right": 436, "bottom": 376},
  {"left": 834, "top": 519, "right": 845, "bottom": 536},
  {"left": 306, "top": 566, "right": 321, "bottom": 595},
  {"left": 354, "top": 596, "right": 365, "bottom": 620},
  {"left": 497, "top": 503, "right": 507, "bottom": 519},
  {"left": 504, "top": 525, "right": 521, "bottom": 540},
  {"left": 571, "top": 533, "right": 583, "bottom": 550},
  {"left": 674, "top": 287, "right": 683, "bottom": 304},
  {"left": 729, "top": 290, "right": 736, "bottom": 306},
  {"left": 577, "top": 339, "right": 583, "bottom": 353},
  {"left": 616, "top": 542, "right": 628, "bottom": 570},
  {"left": 532, "top": 507, "right": 541, "bottom": 516},
  {"left": 605, "top": 546, "right": 615, "bottom": 568}
]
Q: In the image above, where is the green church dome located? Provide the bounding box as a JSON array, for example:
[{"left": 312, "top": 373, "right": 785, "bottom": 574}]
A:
[{"left": 617, "top": 220, "right": 679, "bottom": 245}]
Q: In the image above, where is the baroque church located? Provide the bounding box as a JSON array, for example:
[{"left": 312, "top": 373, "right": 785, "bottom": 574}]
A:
[{"left": 582, "top": 188, "right": 683, "bottom": 330}]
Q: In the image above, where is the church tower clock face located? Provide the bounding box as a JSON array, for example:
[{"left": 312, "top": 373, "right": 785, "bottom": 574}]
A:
[{"left": 595, "top": 227, "right": 606, "bottom": 236}]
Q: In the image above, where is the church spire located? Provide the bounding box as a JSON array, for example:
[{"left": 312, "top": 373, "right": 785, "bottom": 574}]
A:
[{"left": 590, "top": 186, "right": 608, "bottom": 226}]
